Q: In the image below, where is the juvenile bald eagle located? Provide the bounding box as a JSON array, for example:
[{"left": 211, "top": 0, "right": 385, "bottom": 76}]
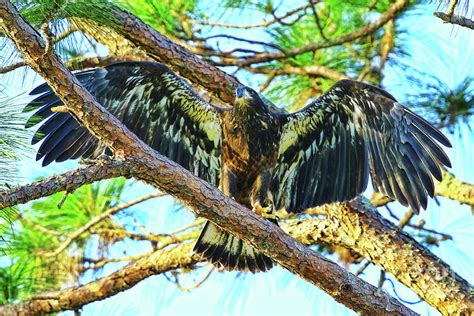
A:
[{"left": 25, "top": 62, "right": 451, "bottom": 273}]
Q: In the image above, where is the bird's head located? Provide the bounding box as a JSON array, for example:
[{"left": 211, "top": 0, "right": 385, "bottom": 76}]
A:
[{"left": 235, "top": 86, "right": 266, "bottom": 110}]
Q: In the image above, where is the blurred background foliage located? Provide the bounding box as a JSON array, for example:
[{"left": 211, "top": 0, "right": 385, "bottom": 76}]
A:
[{"left": 0, "top": 0, "right": 473, "bottom": 314}]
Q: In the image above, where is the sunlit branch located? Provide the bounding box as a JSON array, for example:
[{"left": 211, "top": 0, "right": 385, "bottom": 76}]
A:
[
  {"left": 233, "top": 0, "right": 410, "bottom": 66},
  {"left": 281, "top": 198, "right": 473, "bottom": 314},
  {"left": 65, "top": 55, "right": 145, "bottom": 71},
  {"left": 0, "top": 243, "right": 201, "bottom": 315}
]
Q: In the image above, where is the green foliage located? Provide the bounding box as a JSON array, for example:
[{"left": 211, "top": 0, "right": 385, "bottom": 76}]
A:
[
  {"left": 0, "top": 178, "right": 128, "bottom": 302},
  {"left": 412, "top": 77, "right": 473, "bottom": 132},
  {"left": 12, "top": 0, "right": 117, "bottom": 26},
  {"left": 0, "top": 86, "right": 30, "bottom": 186},
  {"left": 262, "top": 0, "right": 394, "bottom": 108},
  {"left": 119, "top": 0, "right": 197, "bottom": 36}
]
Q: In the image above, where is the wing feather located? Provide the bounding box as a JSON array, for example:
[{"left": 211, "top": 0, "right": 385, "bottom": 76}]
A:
[
  {"left": 272, "top": 79, "right": 451, "bottom": 213},
  {"left": 25, "top": 62, "right": 222, "bottom": 185}
]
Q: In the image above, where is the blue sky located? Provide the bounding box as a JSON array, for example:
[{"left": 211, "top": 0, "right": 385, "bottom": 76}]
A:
[{"left": 1, "top": 1, "right": 473, "bottom": 315}]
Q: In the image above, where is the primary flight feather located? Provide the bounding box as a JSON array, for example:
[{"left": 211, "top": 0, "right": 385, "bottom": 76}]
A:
[{"left": 25, "top": 62, "right": 451, "bottom": 272}]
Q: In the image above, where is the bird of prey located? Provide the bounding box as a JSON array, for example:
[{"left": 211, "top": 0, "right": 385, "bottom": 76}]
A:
[{"left": 25, "top": 62, "right": 451, "bottom": 273}]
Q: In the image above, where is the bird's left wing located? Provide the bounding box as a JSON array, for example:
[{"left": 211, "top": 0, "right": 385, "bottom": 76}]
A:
[
  {"left": 25, "top": 62, "right": 222, "bottom": 186},
  {"left": 271, "top": 80, "right": 451, "bottom": 213}
]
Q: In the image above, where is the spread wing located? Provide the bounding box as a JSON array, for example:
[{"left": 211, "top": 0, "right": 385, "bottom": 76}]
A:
[
  {"left": 271, "top": 80, "right": 451, "bottom": 213},
  {"left": 25, "top": 62, "right": 222, "bottom": 185}
]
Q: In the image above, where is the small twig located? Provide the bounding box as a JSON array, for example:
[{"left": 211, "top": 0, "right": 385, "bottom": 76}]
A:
[
  {"left": 259, "top": 73, "right": 276, "bottom": 93},
  {"left": 57, "top": 191, "right": 70, "bottom": 209},
  {"left": 385, "top": 279, "right": 423, "bottom": 305},
  {"left": 434, "top": 12, "right": 474, "bottom": 30},
  {"left": 378, "top": 270, "right": 386, "bottom": 288},
  {"left": 51, "top": 105, "right": 69, "bottom": 113},
  {"left": 166, "top": 219, "right": 205, "bottom": 236},
  {"left": 18, "top": 214, "right": 63, "bottom": 237},
  {"left": 0, "top": 61, "right": 26, "bottom": 74},
  {"left": 195, "top": 34, "right": 285, "bottom": 53},
  {"left": 446, "top": 0, "right": 459, "bottom": 16},
  {"left": 308, "top": 0, "right": 327, "bottom": 40},
  {"left": 82, "top": 252, "right": 151, "bottom": 270},
  {"left": 355, "top": 260, "right": 371, "bottom": 276},
  {"left": 177, "top": 265, "right": 214, "bottom": 291},
  {"left": 54, "top": 25, "right": 78, "bottom": 43},
  {"left": 398, "top": 209, "right": 415, "bottom": 228},
  {"left": 44, "top": 192, "right": 164, "bottom": 257},
  {"left": 41, "top": 23, "right": 55, "bottom": 55},
  {"left": 189, "top": 3, "right": 312, "bottom": 29}
]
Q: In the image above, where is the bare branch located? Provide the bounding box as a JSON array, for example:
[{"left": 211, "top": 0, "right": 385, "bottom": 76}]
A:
[
  {"left": 189, "top": 2, "right": 311, "bottom": 29},
  {"left": 308, "top": 0, "right": 327, "bottom": 40},
  {"left": 43, "top": 192, "right": 164, "bottom": 258},
  {"left": 434, "top": 12, "right": 474, "bottom": 29},
  {"left": 65, "top": 55, "right": 145, "bottom": 71},
  {"left": 0, "top": 160, "right": 129, "bottom": 210},
  {"left": 0, "top": 243, "right": 201, "bottom": 315},
  {"left": 0, "top": 60, "right": 26, "bottom": 74},
  {"left": 233, "top": 0, "right": 410, "bottom": 66},
  {"left": 244, "top": 65, "right": 348, "bottom": 81},
  {"left": 436, "top": 169, "right": 474, "bottom": 206},
  {"left": 282, "top": 198, "right": 474, "bottom": 315}
]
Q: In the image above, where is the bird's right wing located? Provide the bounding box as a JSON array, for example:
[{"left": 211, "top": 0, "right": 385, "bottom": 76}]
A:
[
  {"left": 25, "top": 62, "right": 223, "bottom": 186},
  {"left": 271, "top": 80, "right": 451, "bottom": 213}
]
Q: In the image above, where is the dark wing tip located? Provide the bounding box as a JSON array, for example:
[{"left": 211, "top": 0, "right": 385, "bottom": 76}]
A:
[{"left": 29, "top": 82, "right": 51, "bottom": 96}]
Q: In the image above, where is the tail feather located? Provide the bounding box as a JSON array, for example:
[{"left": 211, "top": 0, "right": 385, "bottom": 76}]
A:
[{"left": 194, "top": 221, "right": 273, "bottom": 273}]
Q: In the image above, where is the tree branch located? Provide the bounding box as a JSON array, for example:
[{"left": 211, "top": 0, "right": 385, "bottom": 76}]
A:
[
  {"left": 0, "top": 160, "right": 129, "bottom": 209},
  {"left": 0, "top": 243, "right": 201, "bottom": 315},
  {"left": 436, "top": 169, "right": 474, "bottom": 206},
  {"left": 189, "top": 2, "right": 311, "bottom": 29},
  {"left": 434, "top": 12, "right": 474, "bottom": 30},
  {"left": 244, "top": 65, "right": 348, "bottom": 81},
  {"left": 230, "top": 0, "right": 410, "bottom": 66},
  {"left": 0, "top": 60, "right": 26, "bottom": 74},
  {"left": 0, "top": 2, "right": 416, "bottom": 314},
  {"left": 43, "top": 192, "right": 164, "bottom": 258},
  {"left": 282, "top": 199, "right": 474, "bottom": 315}
]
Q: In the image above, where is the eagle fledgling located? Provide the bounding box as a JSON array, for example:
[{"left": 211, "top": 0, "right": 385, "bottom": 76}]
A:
[{"left": 25, "top": 62, "right": 451, "bottom": 273}]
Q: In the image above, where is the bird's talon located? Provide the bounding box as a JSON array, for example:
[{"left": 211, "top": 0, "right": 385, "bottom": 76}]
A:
[{"left": 252, "top": 202, "right": 277, "bottom": 221}]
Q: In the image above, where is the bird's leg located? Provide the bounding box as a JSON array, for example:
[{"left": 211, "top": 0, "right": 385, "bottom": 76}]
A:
[
  {"left": 79, "top": 151, "right": 113, "bottom": 165},
  {"left": 251, "top": 170, "right": 278, "bottom": 223},
  {"left": 221, "top": 165, "right": 237, "bottom": 199}
]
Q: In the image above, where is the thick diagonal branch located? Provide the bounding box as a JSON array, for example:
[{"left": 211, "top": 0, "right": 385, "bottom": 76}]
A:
[{"left": 0, "top": 2, "right": 415, "bottom": 314}]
